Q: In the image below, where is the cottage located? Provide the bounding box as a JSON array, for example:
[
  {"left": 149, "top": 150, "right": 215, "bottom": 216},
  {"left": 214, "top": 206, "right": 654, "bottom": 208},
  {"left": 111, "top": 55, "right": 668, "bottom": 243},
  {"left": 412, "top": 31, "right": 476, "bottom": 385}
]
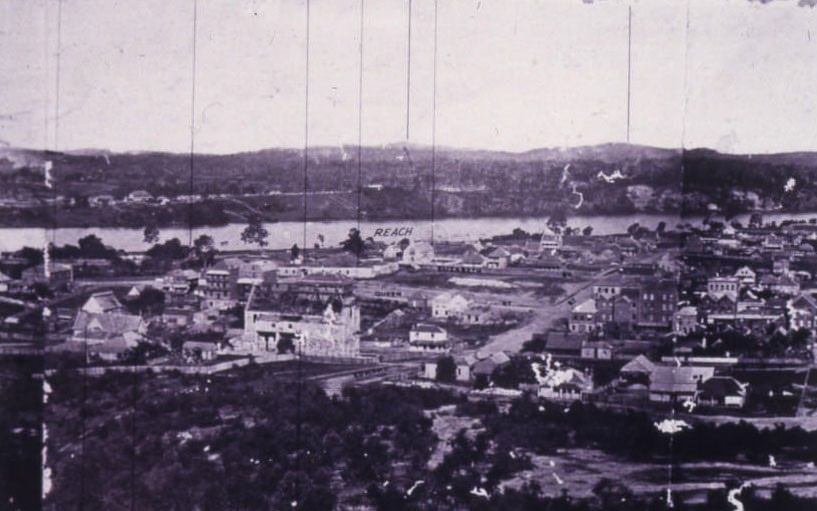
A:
[
  {"left": 697, "top": 376, "right": 747, "bottom": 408},
  {"left": 734, "top": 266, "right": 757, "bottom": 286},
  {"left": 537, "top": 367, "right": 593, "bottom": 402},
  {"left": 788, "top": 294, "right": 817, "bottom": 330},
  {"left": 673, "top": 306, "right": 699, "bottom": 335},
  {"left": 409, "top": 323, "right": 449, "bottom": 352},
  {"left": 82, "top": 291, "right": 125, "bottom": 314},
  {"left": 430, "top": 293, "right": 471, "bottom": 320},
  {"left": 619, "top": 354, "right": 656, "bottom": 385},
  {"left": 182, "top": 340, "right": 219, "bottom": 362},
  {"left": 648, "top": 365, "right": 714, "bottom": 403}
]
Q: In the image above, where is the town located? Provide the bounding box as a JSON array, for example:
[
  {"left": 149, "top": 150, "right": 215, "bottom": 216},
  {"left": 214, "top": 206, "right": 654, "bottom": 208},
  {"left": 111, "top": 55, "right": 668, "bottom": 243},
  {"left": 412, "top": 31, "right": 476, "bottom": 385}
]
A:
[{"left": 2, "top": 209, "right": 817, "bottom": 509}]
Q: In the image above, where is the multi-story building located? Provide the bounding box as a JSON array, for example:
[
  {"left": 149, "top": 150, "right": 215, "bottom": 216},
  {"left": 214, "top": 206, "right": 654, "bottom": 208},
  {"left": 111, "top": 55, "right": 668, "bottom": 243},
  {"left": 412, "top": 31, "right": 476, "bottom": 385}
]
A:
[{"left": 243, "top": 274, "right": 360, "bottom": 358}]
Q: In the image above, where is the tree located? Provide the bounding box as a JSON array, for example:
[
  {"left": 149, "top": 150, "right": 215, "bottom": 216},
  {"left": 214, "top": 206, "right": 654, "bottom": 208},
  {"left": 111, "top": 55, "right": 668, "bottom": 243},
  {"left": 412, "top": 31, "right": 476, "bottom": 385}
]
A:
[
  {"left": 290, "top": 244, "right": 300, "bottom": 261},
  {"left": 240, "top": 215, "right": 269, "bottom": 247},
  {"left": 193, "top": 234, "right": 216, "bottom": 266},
  {"left": 547, "top": 209, "right": 568, "bottom": 234},
  {"left": 341, "top": 228, "right": 365, "bottom": 258},
  {"left": 436, "top": 355, "right": 456, "bottom": 383},
  {"left": 656, "top": 221, "right": 666, "bottom": 237},
  {"left": 582, "top": 226, "right": 593, "bottom": 236},
  {"left": 143, "top": 224, "right": 160, "bottom": 244}
]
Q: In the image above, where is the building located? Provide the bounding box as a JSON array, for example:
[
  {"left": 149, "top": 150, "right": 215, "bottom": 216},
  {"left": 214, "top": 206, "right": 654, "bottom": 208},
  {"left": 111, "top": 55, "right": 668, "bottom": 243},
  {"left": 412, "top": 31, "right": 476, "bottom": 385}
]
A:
[
  {"left": 278, "top": 255, "right": 398, "bottom": 280},
  {"left": 707, "top": 276, "right": 740, "bottom": 301},
  {"left": 537, "top": 367, "right": 593, "bottom": 402},
  {"left": 581, "top": 341, "right": 613, "bottom": 360},
  {"left": 243, "top": 275, "right": 360, "bottom": 358},
  {"left": 539, "top": 225, "right": 563, "bottom": 251},
  {"left": 673, "top": 306, "right": 699, "bottom": 335},
  {"left": 734, "top": 266, "right": 757, "bottom": 286},
  {"left": 569, "top": 298, "right": 601, "bottom": 333},
  {"left": 430, "top": 293, "right": 471, "bottom": 320},
  {"left": 200, "top": 263, "right": 239, "bottom": 310},
  {"left": 788, "top": 294, "right": 817, "bottom": 330},
  {"left": 126, "top": 190, "right": 153, "bottom": 203},
  {"left": 697, "top": 376, "right": 747, "bottom": 408},
  {"left": 648, "top": 365, "right": 714, "bottom": 403},
  {"left": 401, "top": 241, "right": 435, "bottom": 265},
  {"left": 21, "top": 262, "right": 73, "bottom": 288},
  {"left": 82, "top": 291, "right": 125, "bottom": 314},
  {"left": 409, "top": 323, "right": 449, "bottom": 352},
  {"left": 619, "top": 354, "right": 656, "bottom": 385}
]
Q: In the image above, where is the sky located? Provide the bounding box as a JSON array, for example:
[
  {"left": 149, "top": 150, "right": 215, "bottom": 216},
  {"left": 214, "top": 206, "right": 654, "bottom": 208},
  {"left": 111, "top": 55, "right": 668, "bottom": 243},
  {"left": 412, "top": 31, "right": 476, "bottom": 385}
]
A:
[{"left": 0, "top": 0, "right": 816, "bottom": 155}]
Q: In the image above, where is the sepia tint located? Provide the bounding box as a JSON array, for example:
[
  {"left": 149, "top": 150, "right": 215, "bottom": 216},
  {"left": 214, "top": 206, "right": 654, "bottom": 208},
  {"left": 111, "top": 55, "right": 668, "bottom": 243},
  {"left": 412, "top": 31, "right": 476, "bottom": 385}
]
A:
[{"left": 1, "top": 1, "right": 817, "bottom": 510}]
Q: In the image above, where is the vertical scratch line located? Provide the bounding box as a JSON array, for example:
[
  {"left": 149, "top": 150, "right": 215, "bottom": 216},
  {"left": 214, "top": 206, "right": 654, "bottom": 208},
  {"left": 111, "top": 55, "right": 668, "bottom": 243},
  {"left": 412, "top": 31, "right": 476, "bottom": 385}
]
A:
[
  {"left": 302, "top": 0, "right": 310, "bottom": 257},
  {"left": 680, "top": 0, "right": 691, "bottom": 221},
  {"left": 626, "top": 4, "right": 632, "bottom": 144},
  {"left": 357, "top": 0, "right": 365, "bottom": 257},
  {"left": 188, "top": 0, "right": 198, "bottom": 248},
  {"left": 430, "top": 0, "right": 438, "bottom": 247},
  {"left": 406, "top": 0, "right": 412, "bottom": 140}
]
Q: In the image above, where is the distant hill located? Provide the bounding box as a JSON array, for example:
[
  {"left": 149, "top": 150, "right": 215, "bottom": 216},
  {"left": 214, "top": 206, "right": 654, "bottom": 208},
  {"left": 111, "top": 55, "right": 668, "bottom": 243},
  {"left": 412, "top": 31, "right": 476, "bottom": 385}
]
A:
[{"left": 0, "top": 143, "right": 815, "bottom": 227}]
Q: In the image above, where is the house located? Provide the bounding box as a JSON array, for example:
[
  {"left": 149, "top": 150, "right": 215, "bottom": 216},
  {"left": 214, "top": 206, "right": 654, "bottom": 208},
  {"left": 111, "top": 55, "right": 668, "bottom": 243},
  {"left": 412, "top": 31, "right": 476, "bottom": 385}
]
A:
[
  {"left": 569, "top": 298, "right": 600, "bottom": 333},
  {"left": 734, "top": 266, "right": 757, "bottom": 286},
  {"left": 72, "top": 310, "right": 146, "bottom": 349},
  {"left": 763, "top": 234, "right": 784, "bottom": 251},
  {"left": 539, "top": 225, "right": 563, "bottom": 251},
  {"left": 540, "top": 330, "right": 586, "bottom": 358},
  {"left": 409, "top": 323, "right": 449, "bottom": 352},
  {"left": 82, "top": 291, "right": 125, "bottom": 314},
  {"left": 88, "top": 334, "right": 141, "bottom": 362},
  {"left": 581, "top": 341, "right": 613, "bottom": 360},
  {"left": 771, "top": 273, "right": 800, "bottom": 296},
  {"left": 182, "top": 340, "right": 219, "bottom": 362},
  {"left": 537, "top": 367, "right": 593, "bottom": 402},
  {"left": 454, "top": 354, "right": 477, "bottom": 382},
  {"left": 484, "top": 247, "right": 510, "bottom": 269},
  {"left": 401, "top": 241, "right": 435, "bottom": 265},
  {"left": 697, "top": 376, "right": 748, "bottom": 408},
  {"left": 619, "top": 354, "right": 656, "bottom": 385},
  {"left": 422, "top": 360, "right": 439, "bottom": 380},
  {"left": 88, "top": 194, "right": 116, "bottom": 207},
  {"left": 430, "top": 293, "right": 471, "bottom": 320},
  {"left": 673, "top": 306, "right": 699, "bottom": 335},
  {"left": 21, "top": 262, "right": 73, "bottom": 288},
  {"left": 788, "top": 294, "right": 817, "bottom": 330},
  {"left": 127, "top": 190, "right": 153, "bottom": 203},
  {"left": 648, "top": 365, "right": 714, "bottom": 403},
  {"left": 471, "top": 351, "right": 511, "bottom": 382},
  {"left": 773, "top": 257, "right": 790, "bottom": 275},
  {"left": 707, "top": 276, "right": 740, "bottom": 300}
]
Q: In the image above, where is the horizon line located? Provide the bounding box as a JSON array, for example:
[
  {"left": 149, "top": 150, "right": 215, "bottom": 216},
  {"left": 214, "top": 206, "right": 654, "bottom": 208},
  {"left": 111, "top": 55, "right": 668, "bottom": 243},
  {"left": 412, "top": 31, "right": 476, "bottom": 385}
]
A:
[{"left": 4, "top": 141, "right": 816, "bottom": 159}]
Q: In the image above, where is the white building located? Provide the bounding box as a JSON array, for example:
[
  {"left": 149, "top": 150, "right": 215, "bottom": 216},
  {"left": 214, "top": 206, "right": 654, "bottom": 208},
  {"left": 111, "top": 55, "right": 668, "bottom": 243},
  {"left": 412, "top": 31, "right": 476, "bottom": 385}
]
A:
[
  {"left": 430, "top": 293, "right": 471, "bottom": 320},
  {"left": 409, "top": 323, "right": 450, "bottom": 352}
]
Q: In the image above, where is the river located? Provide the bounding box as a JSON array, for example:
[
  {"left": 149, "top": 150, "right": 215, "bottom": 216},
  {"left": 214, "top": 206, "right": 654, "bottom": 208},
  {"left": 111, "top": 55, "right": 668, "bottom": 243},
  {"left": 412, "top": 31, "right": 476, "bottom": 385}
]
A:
[{"left": 1, "top": 211, "right": 815, "bottom": 253}]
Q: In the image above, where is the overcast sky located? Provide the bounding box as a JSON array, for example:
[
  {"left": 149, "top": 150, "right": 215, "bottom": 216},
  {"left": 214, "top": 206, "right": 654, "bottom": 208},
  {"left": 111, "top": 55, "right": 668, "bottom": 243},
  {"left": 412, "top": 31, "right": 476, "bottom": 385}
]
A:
[{"left": 1, "top": 0, "right": 816, "bottom": 155}]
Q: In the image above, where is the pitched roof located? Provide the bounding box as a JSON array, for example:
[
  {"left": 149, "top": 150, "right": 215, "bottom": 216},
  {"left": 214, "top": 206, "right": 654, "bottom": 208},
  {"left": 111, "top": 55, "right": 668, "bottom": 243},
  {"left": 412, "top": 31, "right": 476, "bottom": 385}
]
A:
[
  {"left": 620, "top": 354, "right": 656, "bottom": 375},
  {"left": 73, "top": 311, "right": 143, "bottom": 337},
  {"left": 649, "top": 365, "right": 714, "bottom": 394},
  {"left": 573, "top": 298, "right": 597, "bottom": 314},
  {"left": 83, "top": 291, "right": 123, "bottom": 313},
  {"left": 698, "top": 376, "right": 746, "bottom": 398},
  {"left": 411, "top": 323, "right": 446, "bottom": 334}
]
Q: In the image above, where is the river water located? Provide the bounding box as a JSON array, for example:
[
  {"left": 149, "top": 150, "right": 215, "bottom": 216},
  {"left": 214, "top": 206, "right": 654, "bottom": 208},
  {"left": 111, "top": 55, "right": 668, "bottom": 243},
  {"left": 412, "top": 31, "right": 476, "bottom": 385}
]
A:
[{"left": 1, "top": 211, "right": 815, "bottom": 253}]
